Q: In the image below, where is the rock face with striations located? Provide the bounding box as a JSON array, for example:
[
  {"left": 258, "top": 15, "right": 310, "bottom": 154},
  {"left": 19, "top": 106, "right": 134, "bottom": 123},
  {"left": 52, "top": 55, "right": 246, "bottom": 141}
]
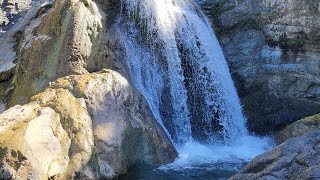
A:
[
  {"left": 195, "top": 0, "right": 320, "bottom": 134},
  {"left": 8, "top": 0, "right": 103, "bottom": 106},
  {"left": 0, "top": 70, "right": 177, "bottom": 179},
  {"left": 0, "top": 0, "right": 39, "bottom": 109},
  {"left": 1, "top": 0, "right": 124, "bottom": 107}
]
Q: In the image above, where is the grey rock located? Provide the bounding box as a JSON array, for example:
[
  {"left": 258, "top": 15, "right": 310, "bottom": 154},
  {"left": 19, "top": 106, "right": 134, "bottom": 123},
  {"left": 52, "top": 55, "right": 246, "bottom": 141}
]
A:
[
  {"left": 231, "top": 112, "right": 320, "bottom": 180},
  {"left": 229, "top": 131, "right": 320, "bottom": 180},
  {"left": 196, "top": 0, "right": 320, "bottom": 134},
  {"left": 276, "top": 113, "right": 320, "bottom": 144}
]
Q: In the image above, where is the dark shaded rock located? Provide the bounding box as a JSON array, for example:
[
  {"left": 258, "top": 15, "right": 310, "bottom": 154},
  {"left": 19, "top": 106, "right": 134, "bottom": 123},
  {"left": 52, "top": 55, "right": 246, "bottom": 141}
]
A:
[{"left": 0, "top": 0, "right": 35, "bottom": 31}]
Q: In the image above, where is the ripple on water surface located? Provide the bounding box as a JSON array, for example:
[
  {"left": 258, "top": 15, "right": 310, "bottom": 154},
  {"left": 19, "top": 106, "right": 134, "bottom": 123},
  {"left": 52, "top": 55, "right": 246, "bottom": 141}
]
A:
[{"left": 120, "top": 135, "right": 273, "bottom": 180}]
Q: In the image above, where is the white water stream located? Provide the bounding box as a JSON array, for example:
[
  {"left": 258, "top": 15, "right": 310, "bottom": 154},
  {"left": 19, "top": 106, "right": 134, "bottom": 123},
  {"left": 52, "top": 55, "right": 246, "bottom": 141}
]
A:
[{"left": 117, "top": 0, "right": 272, "bottom": 178}]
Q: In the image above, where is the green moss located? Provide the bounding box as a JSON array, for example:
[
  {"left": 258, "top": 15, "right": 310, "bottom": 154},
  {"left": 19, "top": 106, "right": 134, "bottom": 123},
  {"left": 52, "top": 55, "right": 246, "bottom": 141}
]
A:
[
  {"left": 210, "top": 0, "right": 231, "bottom": 42},
  {"left": 219, "top": 0, "right": 231, "bottom": 9},
  {"left": 0, "top": 80, "right": 13, "bottom": 102},
  {"left": 268, "top": 37, "right": 305, "bottom": 52},
  {"left": 268, "top": 12, "right": 280, "bottom": 21},
  {"left": 211, "top": 0, "right": 230, "bottom": 22},
  {"left": 299, "top": 114, "right": 320, "bottom": 128},
  {"left": 284, "top": 39, "right": 304, "bottom": 47},
  {"left": 31, "top": 73, "right": 49, "bottom": 94},
  {"left": 44, "top": 13, "right": 70, "bottom": 80},
  {"left": 13, "top": 30, "right": 24, "bottom": 53},
  {"left": 213, "top": 26, "right": 222, "bottom": 41},
  {"left": 279, "top": 38, "right": 305, "bottom": 52}
]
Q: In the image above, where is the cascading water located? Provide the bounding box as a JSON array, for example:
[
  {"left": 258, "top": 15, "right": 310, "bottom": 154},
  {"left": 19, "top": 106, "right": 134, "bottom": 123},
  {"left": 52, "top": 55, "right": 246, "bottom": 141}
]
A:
[
  {"left": 117, "top": 0, "right": 272, "bottom": 179},
  {"left": 119, "top": 0, "right": 247, "bottom": 144}
]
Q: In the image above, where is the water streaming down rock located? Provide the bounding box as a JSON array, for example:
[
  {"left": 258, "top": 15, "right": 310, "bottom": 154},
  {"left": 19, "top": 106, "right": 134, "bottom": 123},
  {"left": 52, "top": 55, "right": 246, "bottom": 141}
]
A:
[{"left": 117, "top": 0, "right": 248, "bottom": 144}]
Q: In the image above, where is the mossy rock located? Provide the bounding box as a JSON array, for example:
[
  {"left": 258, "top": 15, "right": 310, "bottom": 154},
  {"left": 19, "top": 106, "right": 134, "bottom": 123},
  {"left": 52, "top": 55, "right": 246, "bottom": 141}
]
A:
[{"left": 276, "top": 113, "right": 320, "bottom": 144}]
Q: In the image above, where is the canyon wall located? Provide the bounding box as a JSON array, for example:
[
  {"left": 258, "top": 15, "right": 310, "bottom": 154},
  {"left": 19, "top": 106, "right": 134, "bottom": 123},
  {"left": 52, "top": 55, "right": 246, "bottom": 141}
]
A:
[{"left": 196, "top": 0, "right": 320, "bottom": 134}]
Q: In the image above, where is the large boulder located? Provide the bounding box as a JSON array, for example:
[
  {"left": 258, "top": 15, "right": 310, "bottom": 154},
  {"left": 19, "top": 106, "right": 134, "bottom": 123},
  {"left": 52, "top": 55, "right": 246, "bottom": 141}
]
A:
[
  {"left": 230, "top": 114, "right": 320, "bottom": 180},
  {"left": 229, "top": 131, "right": 320, "bottom": 180},
  {"left": 0, "top": 103, "right": 78, "bottom": 179},
  {"left": 276, "top": 113, "right": 320, "bottom": 144},
  {"left": 195, "top": 0, "right": 320, "bottom": 134},
  {"left": 0, "top": 70, "right": 177, "bottom": 179}
]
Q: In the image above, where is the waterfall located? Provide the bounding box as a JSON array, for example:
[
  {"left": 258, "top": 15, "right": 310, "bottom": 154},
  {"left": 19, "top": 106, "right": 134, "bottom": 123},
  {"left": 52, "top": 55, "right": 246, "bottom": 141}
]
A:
[
  {"left": 118, "top": 0, "right": 248, "bottom": 145},
  {"left": 115, "top": 1, "right": 273, "bottom": 177}
]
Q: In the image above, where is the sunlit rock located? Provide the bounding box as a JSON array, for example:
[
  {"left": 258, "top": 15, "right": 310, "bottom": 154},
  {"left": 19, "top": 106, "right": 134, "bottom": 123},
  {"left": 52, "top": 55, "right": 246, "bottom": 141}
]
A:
[{"left": 0, "top": 70, "right": 177, "bottom": 179}]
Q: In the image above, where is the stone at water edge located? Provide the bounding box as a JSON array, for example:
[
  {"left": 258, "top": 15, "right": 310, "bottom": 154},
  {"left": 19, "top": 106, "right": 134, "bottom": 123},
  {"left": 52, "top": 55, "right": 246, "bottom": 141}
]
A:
[
  {"left": 276, "top": 113, "right": 320, "bottom": 144},
  {"left": 230, "top": 113, "right": 320, "bottom": 180},
  {"left": 0, "top": 70, "right": 177, "bottom": 179},
  {"left": 229, "top": 131, "right": 320, "bottom": 180}
]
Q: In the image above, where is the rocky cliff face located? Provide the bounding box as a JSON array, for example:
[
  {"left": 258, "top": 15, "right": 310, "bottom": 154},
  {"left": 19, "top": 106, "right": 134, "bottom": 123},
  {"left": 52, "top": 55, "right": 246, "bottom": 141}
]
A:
[
  {"left": 195, "top": 1, "right": 320, "bottom": 179},
  {"left": 0, "top": 0, "right": 38, "bottom": 110},
  {"left": 0, "top": 0, "right": 177, "bottom": 179},
  {"left": 8, "top": 0, "right": 103, "bottom": 106},
  {"left": 0, "top": 0, "right": 35, "bottom": 31},
  {"left": 195, "top": 0, "right": 320, "bottom": 134},
  {"left": 0, "top": 0, "right": 124, "bottom": 107},
  {"left": 3, "top": 0, "right": 318, "bottom": 136}
]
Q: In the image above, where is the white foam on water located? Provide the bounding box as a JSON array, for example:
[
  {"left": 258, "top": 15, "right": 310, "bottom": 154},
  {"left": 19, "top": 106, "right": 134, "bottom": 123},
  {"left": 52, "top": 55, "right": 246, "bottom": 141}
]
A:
[{"left": 160, "top": 135, "right": 273, "bottom": 171}]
